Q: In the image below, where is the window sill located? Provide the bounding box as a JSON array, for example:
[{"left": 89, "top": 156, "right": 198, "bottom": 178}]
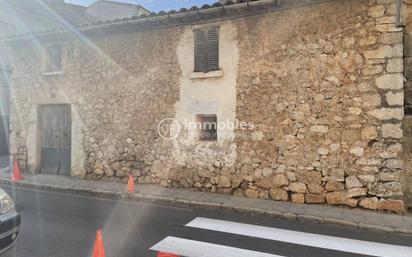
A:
[
  {"left": 189, "top": 70, "right": 223, "bottom": 79},
  {"left": 42, "top": 71, "right": 64, "bottom": 76}
]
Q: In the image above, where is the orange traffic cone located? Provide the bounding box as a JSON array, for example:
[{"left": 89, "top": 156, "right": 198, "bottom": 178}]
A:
[
  {"left": 11, "top": 160, "right": 23, "bottom": 182},
  {"left": 91, "top": 230, "right": 106, "bottom": 257},
  {"left": 127, "top": 175, "right": 135, "bottom": 193},
  {"left": 157, "top": 253, "right": 180, "bottom": 257}
]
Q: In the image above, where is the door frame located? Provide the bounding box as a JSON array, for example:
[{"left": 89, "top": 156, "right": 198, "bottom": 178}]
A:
[{"left": 38, "top": 104, "right": 72, "bottom": 175}]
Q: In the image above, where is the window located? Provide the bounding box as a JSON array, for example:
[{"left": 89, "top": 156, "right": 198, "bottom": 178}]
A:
[
  {"left": 194, "top": 27, "right": 219, "bottom": 73},
  {"left": 45, "top": 45, "right": 62, "bottom": 72},
  {"left": 197, "top": 114, "right": 217, "bottom": 141}
]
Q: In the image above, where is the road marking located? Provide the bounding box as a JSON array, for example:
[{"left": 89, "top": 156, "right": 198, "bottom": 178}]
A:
[
  {"left": 186, "top": 217, "right": 412, "bottom": 257},
  {"left": 150, "top": 236, "right": 284, "bottom": 257},
  {"left": 0, "top": 166, "right": 9, "bottom": 172}
]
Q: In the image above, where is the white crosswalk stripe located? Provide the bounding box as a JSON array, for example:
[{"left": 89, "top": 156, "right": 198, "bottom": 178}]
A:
[
  {"left": 150, "top": 236, "right": 284, "bottom": 257},
  {"left": 150, "top": 217, "right": 412, "bottom": 257}
]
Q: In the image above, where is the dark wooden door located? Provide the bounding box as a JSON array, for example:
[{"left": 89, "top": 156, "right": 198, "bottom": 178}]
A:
[
  {"left": 39, "top": 104, "right": 71, "bottom": 175},
  {"left": 0, "top": 86, "right": 10, "bottom": 156}
]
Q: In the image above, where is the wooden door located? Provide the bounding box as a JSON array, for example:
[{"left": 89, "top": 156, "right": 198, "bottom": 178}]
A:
[{"left": 39, "top": 104, "right": 71, "bottom": 175}]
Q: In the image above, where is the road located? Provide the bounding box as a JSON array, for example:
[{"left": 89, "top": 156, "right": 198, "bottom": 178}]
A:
[
  {"left": 1, "top": 185, "right": 412, "bottom": 257},
  {"left": 0, "top": 156, "right": 8, "bottom": 172}
]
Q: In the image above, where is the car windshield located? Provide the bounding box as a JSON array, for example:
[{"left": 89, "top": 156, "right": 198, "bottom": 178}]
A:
[{"left": 1, "top": 0, "right": 412, "bottom": 257}]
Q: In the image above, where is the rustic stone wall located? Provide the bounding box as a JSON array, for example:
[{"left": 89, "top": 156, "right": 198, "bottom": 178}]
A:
[
  {"left": 8, "top": 0, "right": 408, "bottom": 213},
  {"left": 10, "top": 27, "right": 183, "bottom": 179},
  {"left": 231, "top": 0, "right": 405, "bottom": 213}
]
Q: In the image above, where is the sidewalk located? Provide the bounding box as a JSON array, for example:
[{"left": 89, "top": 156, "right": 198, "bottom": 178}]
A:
[{"left": 1, "top": 171, "right": 412, "bottom": 234}]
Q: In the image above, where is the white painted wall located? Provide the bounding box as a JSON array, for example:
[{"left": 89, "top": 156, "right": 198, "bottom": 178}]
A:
[
  {"left": 173, "top": 21, "right": 239, "bottom": 166},
  {"left": 86, "top": 1, "right": 149, "bottom": 21}
]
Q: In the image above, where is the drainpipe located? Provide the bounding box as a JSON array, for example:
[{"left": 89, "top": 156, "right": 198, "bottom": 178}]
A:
[{"left": 396, "top": 0, "right": 402, "bottom": 27}]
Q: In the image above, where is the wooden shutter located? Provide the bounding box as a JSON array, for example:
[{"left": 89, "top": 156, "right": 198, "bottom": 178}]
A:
[
  {"left": 194, "top": 29, "right": 207, "bottom": 72},
  {"left": 207, "top": 27, "right": 219, "bottom": 71},
  {"left": 47, "top": 45, "right": 62, "bottom": 72}
]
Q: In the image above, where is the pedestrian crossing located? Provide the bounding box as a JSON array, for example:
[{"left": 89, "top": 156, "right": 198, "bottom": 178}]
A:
[
  {"left": 150, "top": 217, "right": 412, "bottom": 257},
  {"left": 151, "top": 237, "right": 283, "bottom": 257}
]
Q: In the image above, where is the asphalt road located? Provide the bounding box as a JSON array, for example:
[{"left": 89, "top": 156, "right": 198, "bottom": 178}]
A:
[
  {"left": 1, "top": 185, "right": 412, "bottom": 257},
  {"left": 0, "top": 156, "right": 8, "bottom": 171}
]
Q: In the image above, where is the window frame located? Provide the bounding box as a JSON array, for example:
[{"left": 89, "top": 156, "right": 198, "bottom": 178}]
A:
[
  {"left": 196, "top": 114, "right": 218, "bottom": 141},
  {"left": 194, "top": 26, "right": 220, "bottom": 73},
  {"left": 44, "top": 45, "right": 62, "bottom": 73}
]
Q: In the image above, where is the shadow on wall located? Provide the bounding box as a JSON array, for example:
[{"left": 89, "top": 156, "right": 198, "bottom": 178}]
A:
[{"left": 403, "top": 116, "right": 412, "bottom": 210}]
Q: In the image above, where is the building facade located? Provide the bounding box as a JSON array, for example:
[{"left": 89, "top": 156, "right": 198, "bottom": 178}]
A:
[{"left": 3, "top": 0, "right": 412, "bottom": 213}]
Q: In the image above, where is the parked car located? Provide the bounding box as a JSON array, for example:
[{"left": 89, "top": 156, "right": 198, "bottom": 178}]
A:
[{"left": 0, "top": 188, "right": 20, "bottom": 255}]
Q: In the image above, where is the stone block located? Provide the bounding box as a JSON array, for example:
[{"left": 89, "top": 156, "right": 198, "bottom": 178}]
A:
[
  {"left": 350, "top": 147, "right": 364, "bottom": 157},
  {"left": 297, "top": 171, "right": 322, "bottom": 185},
  {"left": 368, "top": 5, "right": 385, "bottom": 17},
  {"left": 357, "top": 81, "right": 374, "bottom": 92},
  {"left": 347, "top": 187, "right": 367, "bottom": 198},
  {"left": 269, "top": 188, "right": 288, "bottom": 201},
  {"left": 359, "top": 197, "right": 379, "bottom": 210},
  {"left": 381, "top": 123, "right": 403, "bottom": 139},
  {"left": 385, "top": 3, "right": 397, "bottom": 15},
  {"left": 367, "top": 108, "right": 403, "bottom": 120},
  {"left": 359, "top": 35, "right": 377, "bottom": 47},
  {"left": 385, "top": 91, "right": 404, "bottom": 106},
  {"left": 325, "top": 191, "right": 347, "bottom": 205},
  {"left": 325, "top": 181, "right": 345, "bottom": 191},
  {"left": 378, "top": 199, "right": 405, "bottom": 214},
  {"left": 379, "top": 32, "right": 403, "bottom": 45},
  {"left": 375, "top": 74, "right": 403, "bottom": 90},
  {"left": 217, "top": 176, "right": 232, "bottom": 188},
  {"left": 376, "top": 16, "right": 396, "bottom": 24},
  {"left": 386, "top": 58, "right": 403, "bottom": 73},
  {"left": 364, "top": 45, "right": 402, "bottom": 59},
  {"left": 362, "top": 127, "right": 378, "bottom": 140},
  {"left": 307, "top": 184, "right": 324, "bottom": 194},
  {"left": 305, "top": 193, "right": 325, "bottom": 203},
  {"left": 288, "top": 182, "right": 307, "bottom": 193},
  {"left": 362, "top": 94, "right": 381, "bottom": 108},
  {"left": 348, "top": 107, "right": 362, "bottom": 116},
  {"left": 358, "top": 175, "right": 376, "bottom": 183},
  {"left": 379, "top": 171, "right": 401, "bottom": 182},
  {"left": 291, "top": 193, "right": 305, "bottom": 204},
  {"left": 383, "top": 159, "right": 404, "bottom": 169},
  {"left": 272, "top": 174, "right": 289, "bottom": 187},
  {"left": 328, "top": 168, "right": 345, "bottom": 182},
  {"left": 377, "top": 182, "right": 403, "bottom": 197},
  {"left": 362, "top": 64, "right": 383, "bottom": 75},
  {"left": 245, "top": 188, "right": 260, "bottom": 199},
  {"left": 376, "top": 24, "right": 403, "bottom": 32},
  {"left": 346, "top": 175, "right": 363, "bottom": 189}
]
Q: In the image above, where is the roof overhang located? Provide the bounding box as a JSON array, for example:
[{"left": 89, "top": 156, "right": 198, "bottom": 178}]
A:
[{"left": 1, "top": 0, "right": 341, "bottom": 46}]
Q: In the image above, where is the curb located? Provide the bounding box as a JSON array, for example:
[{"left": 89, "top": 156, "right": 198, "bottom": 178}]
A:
[{"left": 2, "top": 178, "right": 412, "bottom": 235}]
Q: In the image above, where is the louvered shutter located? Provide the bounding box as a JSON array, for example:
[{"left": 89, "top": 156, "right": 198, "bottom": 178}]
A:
[
  {"left": 207, "top": 27, "right": 219, "bottom": 71},
  {"left": 194, "top": 29, "right": 207, "bottom": 72}
]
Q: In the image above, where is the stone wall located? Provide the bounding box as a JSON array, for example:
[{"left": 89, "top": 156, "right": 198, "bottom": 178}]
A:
[
  {"left": 9, "top": 27, "right": 183, "bottom": 177},
  {"left": 231, "top": 0, "right": 405, "bottom": 213},
  {"left": 8, "top": 0, "right": 408, "bottom": 213}
]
